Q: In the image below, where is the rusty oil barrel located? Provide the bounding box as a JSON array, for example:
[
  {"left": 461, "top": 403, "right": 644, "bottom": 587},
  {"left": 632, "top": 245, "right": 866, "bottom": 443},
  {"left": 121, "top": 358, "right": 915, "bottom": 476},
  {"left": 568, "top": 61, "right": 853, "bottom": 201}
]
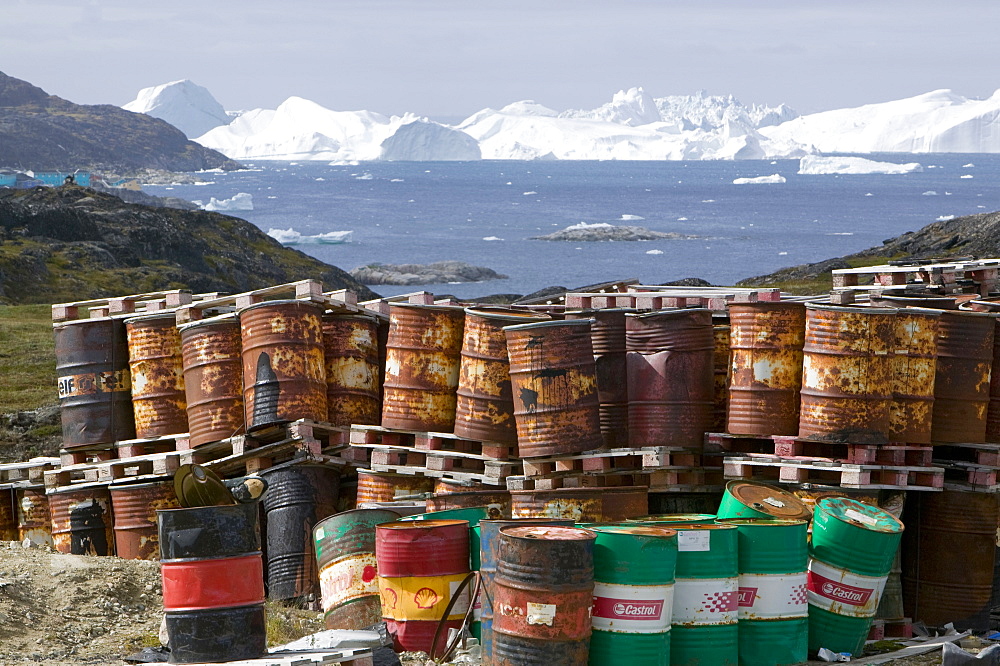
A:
[
  {"left": 323, "top": 313, "right": 382, "bottom": 427},
  {"left": 48, "top": 485, "right": 114, "bottom": 556},
  {"left": 798, "top": 305, "right": 896, "bottom": 445},
  {"left": 504, "top": 319, "right": 603, "bottom": 457},
  {"left": 261, "top": 465, "right": 340, "bottom": 602},
  {"left": 427, "top": 490, "right": 512, "bottom": 518},
  {"left": 870, "top": 293, "right": 959, "bottom": 309},
  {"left": 511, "top": 487, "right": 648, "bottom": 523},
  {"left": 626, "top": 309, "right": 715, "bottom": 449},
  {"left": 434, "top": 478, "right": 489, "bottom": 494},
  {"left": 376, "top": 519, "right": 471, "bottom": 654},
  {"left": 239, "top": 300, "right": 327, "bottom": 432},
  {"left": 179, "top": 315, "right": 245, "bottom": 448},
  {"left": 17, "top": 488, "right": 53, "bottom": 547},
  {"left": 110, "top": 479, "right": 180, "bottom": 560},
  {"left": 125, "top": 313, "right": 189, "bottom": 438},
  {"left": 989, "top": 317, "right": 1000, "bottom": 443},
  {"left": 493, "top": 525, "right": 597, "bottom": 666},
  {"left": 455, "top": 308, "right": 549, "bottom": 447},
  {"left": 712, "top": 317, "right": 731, "bottom": 434},
  {"left": 54, "top": 317, "right": 135, "bottom": 448},
  {"left": 565, "top": 308, "right": 635, "bottom": 449},
  {"left": 0, "top": 489, "right": 17, "bottom": 541},
  {"left": 717, "top": 480, "right": 811, "bottom": 521},
  {"left": 887, "top": 308, "right": 940, "bottom": 444},
  {"left": 727, "top": 302, "right": 806, "bottom": 436},
  {"left": 314, "top": 508, "right": 402, "bottom": 630},
  {"left": 357, "top": 471, "right": 434, "bottom": 504},
  {"left": 158, "top": 502, "right": 266, "bottom": 663},
  {"left": 932, "top": 310, "right": 996, "bottom": 444},
  {"left": 902, "top": 491, "right": 998, "bottom": 630},
  {"left": 381, "top": 303, "right": 466, "bottom": 432}
]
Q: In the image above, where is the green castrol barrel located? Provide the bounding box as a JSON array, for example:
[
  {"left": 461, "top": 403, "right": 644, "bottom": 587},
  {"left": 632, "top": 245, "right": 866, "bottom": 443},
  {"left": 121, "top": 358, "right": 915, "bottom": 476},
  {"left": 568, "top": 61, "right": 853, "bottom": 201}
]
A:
[
  {"left": 808, "top": 498, "right": 903, "bottom": 657},
  {"left": 627, "top": 513, "right": 716, "bottom": 525},
  {"left": 671, "top": 524, "right": 739, "bottom": 666},
  {"left": 717, "top": 518, "right": 809, "bottom": 666},
  {"left": 717, "top": 481, "right": 810, "bottom": 521},
  {"left": 584, "top": 525, "right": 678, "bottom": 666}
]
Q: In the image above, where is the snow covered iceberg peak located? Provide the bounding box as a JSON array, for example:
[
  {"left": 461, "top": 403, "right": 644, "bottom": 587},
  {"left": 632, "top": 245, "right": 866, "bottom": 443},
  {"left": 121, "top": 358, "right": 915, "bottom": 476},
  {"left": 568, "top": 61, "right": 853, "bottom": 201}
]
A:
[
  {"left": 123, "top": 80, "right": 231, "bottom": 139},
  {"left": 561, "top": 87, "right": 663, "bottom": 126}
]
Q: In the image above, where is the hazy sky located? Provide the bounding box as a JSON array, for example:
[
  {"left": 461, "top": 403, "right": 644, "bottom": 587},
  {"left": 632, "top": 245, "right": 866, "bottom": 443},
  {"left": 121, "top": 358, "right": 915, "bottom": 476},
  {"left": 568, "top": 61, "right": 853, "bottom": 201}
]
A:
[{"left": 5, "top": 0, "right": 1000, "bottom": 120}]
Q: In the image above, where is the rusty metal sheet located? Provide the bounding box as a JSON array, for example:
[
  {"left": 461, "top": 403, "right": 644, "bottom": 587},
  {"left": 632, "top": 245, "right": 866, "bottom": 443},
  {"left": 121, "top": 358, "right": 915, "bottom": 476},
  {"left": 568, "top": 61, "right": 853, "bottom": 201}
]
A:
[
  {"left": 381, "top": 304, "right": 466, "bottom": 432},
  {"left": 504, "top": 320, "right": 603, "bottom": 457},
  {"left": 712, "top": 320, "right": 731, "bottom": 434},
  {"left": 239, "top": 300, "right": 327, "bottom": 430},
  {"left": 626, "top": 309, "right": 715, "bottom": 449},
  {"left": 455, "top": 308, "right": 548, "bottom": 445},
  {"left": 17, "top": 488, "right": 53, "bottom": 547},
  {"left": 931, "top": 310, "right": 996, "bottom": 444},
  {"left": 110, "top": 480, "right": 179, "bottom": 560},
  {"left": 798, "top": 305, "right": 896, "bottom": 445},
  {"left": 727, "top": 302, "right": 805, "bottom": 436},
  {"left": 126, "top": 313, "right": 189, "bottom": 439},
  {"left": 888, "top": 308, "right": 940, "bottom": 444},
  {"left": 323, "top": 313, "right": 382, "bottom": 427},
  {"left": 48, "top": 485, "right": 114, "bottom": 556},
  {"left": 180, "top": 316, "right": 245, "bottom": 447},
  {"left": 357, "top": 471, "right": 434, "bottom": 504},
  {"left": 511, "top": 487, "right": 648, "bottom": 523}
]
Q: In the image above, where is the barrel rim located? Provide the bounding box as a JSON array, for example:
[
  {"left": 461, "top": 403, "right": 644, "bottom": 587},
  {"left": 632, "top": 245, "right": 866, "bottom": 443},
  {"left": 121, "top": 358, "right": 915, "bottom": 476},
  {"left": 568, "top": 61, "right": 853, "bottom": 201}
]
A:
[
  {"left": 938, "top": 308, "right": 998, "bottom": 320},
  {"left": 714, "top": 517, "right": 808, "bottom": 527},
  {"left": 499, "top": 525, "right": 596, "bottom": 541},
  {"left": 388, "top": 302, "right": 466, "bottom": 314},
  {"left": 375, "top": 519, "right": 470, "bottom": 530},
  {"left": 52, "top": 315, "right": 124, "bottom": 329},
  {"left": 627, "top": 513, "right": 717, "bottom": 522},
  {"left": 178, "top": 313, "right": 239, "bottom": 332},
  {"left": 237, "top": 299, "right": 325, "bottom": 316},
  {"left": 804, "top": 303, "right": 899, "bottom": 315},
  {"left": 726, "top": 301, "right": 806, "bottom": 313},
  {"left": 815, "top": 497, "right": 903, "bottom": 533},
  {"left": 579, "top": 523, "right": 678, "bottom": 538},
  {"left": 123, "top": 311, "right": 180, "bottom": 325},
  {"left": 314, "top": 507, "right": 403, "bottom": 532},
  {"left": 501, "top": 318, "right": 592, "bottom": 333},
  {"left": 670, "top": 523, "right": 738, "bottom": 532},
  {"left": 725, "top": 480, "right": 809, "bottom": 518},
  {"left": 463, "top": 308, "right": 550, "bottom": 324},
  {"left": 625, "top": 307, "right": 713, "bottom": 320},
  {"left": 321, "top": 312, "right": 379, "bottom": 323}
]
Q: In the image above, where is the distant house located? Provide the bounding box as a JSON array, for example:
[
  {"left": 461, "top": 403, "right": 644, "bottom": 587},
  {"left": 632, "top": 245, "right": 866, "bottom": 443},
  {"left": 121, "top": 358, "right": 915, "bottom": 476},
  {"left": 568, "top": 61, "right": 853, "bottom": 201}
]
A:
[
  {"left": 0, "top": 171, "right": 15, "bottom": 188},
  {"left": 14, "top": 173, "right": 43, "bottom": 189},
  {"left": 32, "top": 170, "right": 92, "bottom": 187}
]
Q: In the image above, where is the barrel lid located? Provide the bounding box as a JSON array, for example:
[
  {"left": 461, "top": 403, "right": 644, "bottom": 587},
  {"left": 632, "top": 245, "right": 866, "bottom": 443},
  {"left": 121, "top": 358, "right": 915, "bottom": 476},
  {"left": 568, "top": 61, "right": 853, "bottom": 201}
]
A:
[
  {"left": 501, "top": 525, "right": 596, "bottom": 541},
  {"left": 805, "top": 303, "right": 897, "bottom": 315},
  {"left": 464, "top": 307, "right": 550, "bottom": 324},
  {"left": 376, "top": 519, "right": 469, "bottom": 530},
  {"left": 962, "top": 298, "right": 1000, "bottom": 313},
  {"left": 672, "top": 523, "right": 737, "bottom": 532},
  {"left": 628, "top": 513, "right": 716, "bottom": 523},
  {"left": 627, "top": 307, "right": 713, "bottom": 320},
  {"left": 177, "top": 312, "right": 239, "bottom": 333},
  {"left": 726, "top": 480, "right": 810, "bottom": 519},
  {"left": 389, "top": 302, "right": 465, "bottom": 313},
  {"left": 174, "top": 464, "right": 236, "bottom": 508},
  {"left": 939, "top": 308, "right": 998, "bottom": 319},
  {"left": 726, "top": 301, "right": 805, "bottom": 313},
  {"left": 580, "top": 524, "right": 678, "bottom": 539},
  {"left": 122, "top": 311, "right": 179, "bottom": 326},
  {"left": 501, "top": 318, "right": 592, "bottom": 333},
  {"left": 815, "top": 497, "right": 903, "bottom": 533},
  {"left": 237, "top": 299, "right": 324, "bottom": 316},
  {"left": 52, "top": 315, "right": 121, "bottom": 328},
  {"left": 715, "top": 517, "right": 807, "bottom": 527}
]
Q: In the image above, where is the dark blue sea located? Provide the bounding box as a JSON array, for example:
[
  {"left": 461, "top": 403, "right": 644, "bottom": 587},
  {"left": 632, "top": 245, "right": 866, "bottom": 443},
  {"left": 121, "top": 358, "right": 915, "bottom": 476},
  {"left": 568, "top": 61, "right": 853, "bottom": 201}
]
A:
[{"left": 144, "top": 156, "right": 999, "bottom": 299}]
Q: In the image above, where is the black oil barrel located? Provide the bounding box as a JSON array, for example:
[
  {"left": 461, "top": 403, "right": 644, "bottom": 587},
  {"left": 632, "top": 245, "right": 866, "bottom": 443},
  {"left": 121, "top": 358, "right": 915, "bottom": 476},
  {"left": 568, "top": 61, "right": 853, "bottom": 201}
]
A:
[
  {"left": 261, "top": 465, "right": 340, "bottom": 602},
  {"left": 157, "top": 502, "right": 266, "bottom": 663}
]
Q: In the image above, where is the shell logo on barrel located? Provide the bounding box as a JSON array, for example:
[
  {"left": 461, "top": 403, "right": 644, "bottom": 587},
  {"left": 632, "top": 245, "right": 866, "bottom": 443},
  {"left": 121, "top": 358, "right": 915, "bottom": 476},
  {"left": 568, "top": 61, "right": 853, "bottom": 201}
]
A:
[
  {"left": 382, "top": 587, "right": 398, "bottom": 610},
  {"left": 414, "top": 587, "right": 440, "bottom": 609}
]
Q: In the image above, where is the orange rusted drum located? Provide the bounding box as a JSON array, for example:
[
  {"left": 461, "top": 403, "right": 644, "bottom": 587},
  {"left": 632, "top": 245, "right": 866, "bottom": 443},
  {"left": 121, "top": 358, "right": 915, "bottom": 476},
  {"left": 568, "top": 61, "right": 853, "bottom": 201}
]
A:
[
  {"left": 902, "top": 491, "right": 998, "bottom": 630},
  {"left": 798, "top": 305, "right": 896, "bottom": 445},
  {"left": 887, "top": 308, "right": 940, "bottom": 444},
  {"left": 988, "top": 318, "right": 1000, "bottom": 443},
  {"left": 239, "top": 300, "right": 327, "bottom": 431},
  {"left": 504, "top": 319, "right": 603, "bottom": 457},
  {"left": 17, "top": 488, "right": 53, "bottom": 547},
  {"left": 626, "top": 309, "right": 715, "bottom": 449},
  {"left": 455, "top": 308, "right": 549, "bottom": 447},
  {"left": 357, "top": 471, "right": 434, "bottom": 504},
  {"left": 932, "top": 310, "right": 996, "bottom": 444},
  {"left": 511, "top": 487, "right": 648, "bottom": 523},
  {"left": 125, "top": 313, "right": 189, "bottom": 439},
  {"left": 712, "top": 318, "right": 731, "bottom": 434},
  {"left": 0, "top": 489, "right": 17, "bottom": 541},
  {"left": 426, "top": 490, "right": 512, "bottom": 518},
  {"left": 48, "top": 485, "right": 114, "bottom": 556},
  {"left": 565, "top": 309, "right": 635, "bottom": 449},
  {"left": 382, "top": 304, "right": 466, "bottom": 432},
  {"left": 433, "top": 478, "right": 488, "bottom": 494},
  {"left": 492, "top": 525, "right": 597, "bottom": 666},
  {"left": 727, "top": 302, "right": 806, "bottom": 436},
  {"left": 110, "top": 480, "right": 180, "bottom": 560},
  {"left": 323, "top": 313, "right": 381, "bottom": 427},
  {"left": 179, "top": 316, "right": 245, "bottom": 448}
]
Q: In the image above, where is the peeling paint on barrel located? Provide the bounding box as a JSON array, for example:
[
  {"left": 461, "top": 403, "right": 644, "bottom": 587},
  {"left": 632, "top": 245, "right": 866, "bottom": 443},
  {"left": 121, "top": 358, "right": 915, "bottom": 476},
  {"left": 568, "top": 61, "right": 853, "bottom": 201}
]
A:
[
  {"left": 888, "top": 308, "right": 940, "bottom": 444},
  {"left": 727, "top": 302, "right": 805, "bottom": 436},
  {"left": 323, "top": 313, "right": 382, "bottom": 427},
  {"left": 110, "top": 480, "right": 180, "bottom": 560},
  {"left": 179, "top": 316, "right": 245, "bottom": 448},
  {"left": 357, "top": 471, "right": 434, "bottom": 504},
  {"left": 17, "top": 488, "right": 53, "bottom": 547},
  {"left": 511, "top": 487, "right": 648, "bottom": 523},
  {"left": 932, "top": 310, "right": 996, "bottom": 444},
  {"left": 0, "top": 489, "right": 17, "bottom": 541},
  {"left": 48, "top": 486, "right": 114, "bottom": 556},
  {"left": 126, "top": 313, "right": 189, "bottom": 438},
  {"left": 382, "top": 304, "right": 466, "bottom": 432}
]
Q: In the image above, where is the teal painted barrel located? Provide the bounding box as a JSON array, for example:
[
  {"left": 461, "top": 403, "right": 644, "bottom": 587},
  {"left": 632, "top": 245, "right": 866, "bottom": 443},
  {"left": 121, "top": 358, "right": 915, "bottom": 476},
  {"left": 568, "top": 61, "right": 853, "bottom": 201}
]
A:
[
  {"left": 717, "top": 481, "right": 810, "bottom": 521},
  {"left": 628, "top": 513, "right": 716, "bottom": 525},
  {"left": 586, "top": 525, "right": 678, "bottom": 666},
  {"left": 672, "top": 524, "right": 739, "bottom": 666},
  {"left": 717, "top": 519, "right": 808, "bottom": 666},
  {"left": 808, "top": 498, "right": 904, "bottom": 657}
]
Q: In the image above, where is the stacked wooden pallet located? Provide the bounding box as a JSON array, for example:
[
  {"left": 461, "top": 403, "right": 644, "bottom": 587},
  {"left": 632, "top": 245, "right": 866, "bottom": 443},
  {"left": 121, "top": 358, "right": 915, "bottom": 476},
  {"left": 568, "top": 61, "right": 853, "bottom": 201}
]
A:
[{"left": 831, "top": 257, "right": 1000, "bottom": 298}]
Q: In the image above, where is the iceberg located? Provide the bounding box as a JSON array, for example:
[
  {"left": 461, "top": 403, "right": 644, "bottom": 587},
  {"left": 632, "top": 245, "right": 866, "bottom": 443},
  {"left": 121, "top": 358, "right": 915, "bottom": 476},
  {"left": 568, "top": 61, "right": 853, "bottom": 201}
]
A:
[
  {"left": 123, "top": 80, "right": 231, "bottom": 139},
  {"left": 798, "top": 155, "right": 922, "bottom": 175},
  {"left": 202, "top": 192, "right": 253, "bottom": 211},
  {"left": 267, "top": 228, "right": 353, "bottom": 245},
  {"left": 733, "top": 174, "right": 786, "bottom": 184}
]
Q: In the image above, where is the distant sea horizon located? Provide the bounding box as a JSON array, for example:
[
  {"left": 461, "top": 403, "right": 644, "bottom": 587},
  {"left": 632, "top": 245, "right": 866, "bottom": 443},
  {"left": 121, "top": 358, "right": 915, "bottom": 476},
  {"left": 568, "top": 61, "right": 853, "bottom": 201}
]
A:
[{"left": 144, "top": 155, "right": 999, "bottom": 299}]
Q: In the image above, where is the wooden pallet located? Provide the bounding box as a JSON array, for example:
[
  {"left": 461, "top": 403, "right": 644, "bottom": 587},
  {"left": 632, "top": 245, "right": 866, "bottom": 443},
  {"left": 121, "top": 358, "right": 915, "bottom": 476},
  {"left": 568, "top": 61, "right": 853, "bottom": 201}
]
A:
[
  {"left": 564, "top": 287, "right": 781, "bottom": 311},
  {"left": 0, "top": 458, "right": 60, "bottom": 488},
  {"left": 520, "top": 446, "right": 716, "bottom": 478},
  {"left": 507, "top": 467, "right": 723, "bottom": 491},
  {"left": 51, "top": 289, "right": 218, "bottom": 322},
  {"left": 723, "top": 456, "right": 944, "bottom": 490},
  {"left": 362, "top": 455, "right": 520, "bottom": 487},
  {"left": 349, "top": 425, "right": 517, "bottom": 460},
  {"left": 358, "top": 290, "right": 465, "bottom": 316},
  {"left": 831, "top": 258, "right": 1000, "bottom": 296},
  {"left": 175, "top": 279, "right": 383, "bottom": 324},
  {"left": 59, "top": 444, "right": 117, "bottom": 466},
  {"left": 932, "top": 441, "right": 1000, "bottom": 467},
  {"left": 116, "top": 433, "right": 189, "bottom": 458},
  {"left": 705, "top": 432, "right": 934, "bottom": 466},
  {"left": 241, "top": 420, "right": 351, "bottom": 450}
]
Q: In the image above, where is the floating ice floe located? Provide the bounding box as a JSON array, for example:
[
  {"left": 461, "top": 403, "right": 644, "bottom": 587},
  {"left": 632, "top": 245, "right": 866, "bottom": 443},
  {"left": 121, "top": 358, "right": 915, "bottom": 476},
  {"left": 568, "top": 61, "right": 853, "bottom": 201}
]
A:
[
  {"left": 621, "top": 214, "right": 645, "bottom": 221},
  {"left": 202, "top": 192, "right": 253, "bottom": 211},
  {"left": 483, "top": 236, "right": 504, "bottom": 241},
  {"left": 646, "top": 249, "right": 664, "bottom": 255},
  {"left": 267, "top": 228, "right": 353, "bottom": 245},
  {"left": 936, "top": 215, "right": 956, "bottom": 221},
  {"left": 923, "top": 191, "right": 938, "bottom": 196},
  {"left": 961, "top": 174, "right": 974, "bottom": 179},
  {"left": 798, "top": 155, "right": 922, "bottom": 175},
  {"left": 733, "top": 174, "right": 786, "bottom": 184}
]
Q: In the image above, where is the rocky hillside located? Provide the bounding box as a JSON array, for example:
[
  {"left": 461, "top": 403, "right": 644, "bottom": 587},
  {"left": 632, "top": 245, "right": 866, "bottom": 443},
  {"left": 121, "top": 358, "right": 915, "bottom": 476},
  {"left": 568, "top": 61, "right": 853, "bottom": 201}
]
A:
[
  {"left": 738, "top": 209, "right": 1000, "bottom": 290},
  {"left": 0, "top": 71, "right": 238, "bottom": 172},
  {"left": 0, "top": 185, "right": 379, "bottom": 304}
]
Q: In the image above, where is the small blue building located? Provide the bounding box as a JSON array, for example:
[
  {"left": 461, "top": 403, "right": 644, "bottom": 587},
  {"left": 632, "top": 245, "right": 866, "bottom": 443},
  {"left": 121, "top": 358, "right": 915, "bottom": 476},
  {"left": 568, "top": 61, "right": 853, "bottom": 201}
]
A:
[
  {"left": 33, "top": 171, "right": 91, "bottom": 187},
  {"left": 0, "top": 173, "right": 15, "bottom": 188}
]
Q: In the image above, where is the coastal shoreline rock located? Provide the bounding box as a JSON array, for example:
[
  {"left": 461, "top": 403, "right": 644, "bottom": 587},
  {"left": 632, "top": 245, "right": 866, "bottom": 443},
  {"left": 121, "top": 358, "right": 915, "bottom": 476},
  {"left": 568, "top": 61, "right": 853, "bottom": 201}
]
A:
[
  {"left": 351, "top": 260, "right": 508, "bottom": 286},
  {"left": 532, "top": 222, "right": 695, "bottom": 242}
]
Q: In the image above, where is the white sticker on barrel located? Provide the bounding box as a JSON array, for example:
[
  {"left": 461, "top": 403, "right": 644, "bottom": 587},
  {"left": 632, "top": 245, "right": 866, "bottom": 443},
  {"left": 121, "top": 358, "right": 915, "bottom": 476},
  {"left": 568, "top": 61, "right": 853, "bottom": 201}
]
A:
[
  {"left": 527, "top": 602, "right": 557, "bottom": 626},
  {"left": 844, "top": 509, "right": 879, "bottom": 527},
  {"left": 677, "top": 530, "right": 711, "bottom": 552},
  {"left": 449, "top": 579, "right": 471, "bottom": 616},
  {"left": 672, "top": 577, "right": 739, "bottom": 626},
  {"left": 807, "top": 558, "right": 887, "bottom": 618},
  {"left": 592, "top": 581, "right": 673, "bottom": 633},
  {"left": 763, "top": 497, "right": 785, "bottom": 508},
  {"left": 737, "top": 572, "right": 808, "bottom": 620}
]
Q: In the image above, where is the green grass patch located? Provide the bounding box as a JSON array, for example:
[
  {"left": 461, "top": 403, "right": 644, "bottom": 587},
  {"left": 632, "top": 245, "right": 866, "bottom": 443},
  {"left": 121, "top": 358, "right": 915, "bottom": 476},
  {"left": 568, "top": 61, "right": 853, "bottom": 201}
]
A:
[{"left": 0, "top": 304, "right": 57, "bottom": 412}]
